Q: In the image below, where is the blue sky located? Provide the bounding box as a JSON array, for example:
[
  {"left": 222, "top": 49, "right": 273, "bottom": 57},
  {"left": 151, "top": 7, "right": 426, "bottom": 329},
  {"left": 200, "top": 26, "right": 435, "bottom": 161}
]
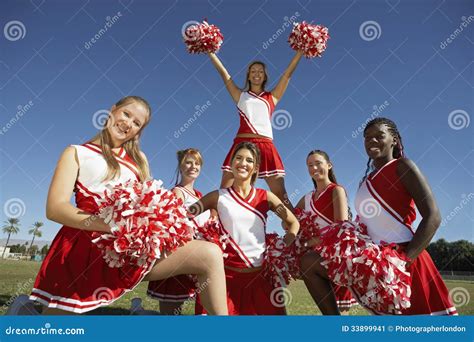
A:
[{"left": 1, "top": 0, "right": 472, "bottom": 243}]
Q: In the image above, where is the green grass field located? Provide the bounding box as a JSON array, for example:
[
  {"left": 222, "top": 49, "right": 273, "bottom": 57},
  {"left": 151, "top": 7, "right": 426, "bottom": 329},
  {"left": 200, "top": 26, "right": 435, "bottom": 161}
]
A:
[{"left": 1, "top": 259, "right": 472, "bottom": 315}]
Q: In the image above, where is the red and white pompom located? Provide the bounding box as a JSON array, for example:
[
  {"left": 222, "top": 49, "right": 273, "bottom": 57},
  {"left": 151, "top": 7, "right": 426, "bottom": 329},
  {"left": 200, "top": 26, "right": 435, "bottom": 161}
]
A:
[
  {"left": 313, "top": 221, "right": 412, "bottom": 314},
  {"left": 92, "top": 179, "right": 194, "bottom": 268},
  {"left": 288, "top": 21, "right": 329, "bottom": 58},
  {"left": 194, "top": 217, "right": 230, "bottom": 258},
  {"left": 183, "top": 20, "right": 224, "bottom": 54},
  {"left": 262, "top": 233, "right": 295, "bottom": 288}
]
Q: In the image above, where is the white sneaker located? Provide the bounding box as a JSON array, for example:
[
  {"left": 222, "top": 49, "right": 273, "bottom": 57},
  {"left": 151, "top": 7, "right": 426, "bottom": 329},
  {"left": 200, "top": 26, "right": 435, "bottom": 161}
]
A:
[
  {"left": 5, "top": 295, "right": 39, "bottom": 315},
  {"left": 129, "top": 297, "right": 159, "bottom": 315}
]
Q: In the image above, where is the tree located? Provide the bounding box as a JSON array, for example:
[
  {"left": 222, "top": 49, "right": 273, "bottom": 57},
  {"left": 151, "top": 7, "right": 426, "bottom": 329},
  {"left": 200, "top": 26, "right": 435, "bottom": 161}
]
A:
[
  {"left": 28, "top": 222, "right": 43, "bottom": 255},
  {"left": 29, "top": 245, "right": 38, "bottom": 256},
  {"left": 2, "top": 218, "right": 20, "bottom": 258},
  {"left": 40, "top": 244, "right": 49, "bottom": 256}
]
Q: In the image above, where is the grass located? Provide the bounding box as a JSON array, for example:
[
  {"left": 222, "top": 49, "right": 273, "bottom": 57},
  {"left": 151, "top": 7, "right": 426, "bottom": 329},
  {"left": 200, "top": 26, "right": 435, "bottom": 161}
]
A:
[{"left": 1, "top": 259, "right": 473, "bottom": 315}]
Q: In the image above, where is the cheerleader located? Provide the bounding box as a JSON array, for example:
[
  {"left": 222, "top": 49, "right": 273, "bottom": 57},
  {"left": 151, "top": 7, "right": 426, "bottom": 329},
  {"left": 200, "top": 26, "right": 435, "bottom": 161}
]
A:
[
  {"left": 303, "top": 117, "right": 457, "bottom": 315},
  {"left": 28, "top": 96, "right": 228, "bottom": 315},
  {"left": 190, "top": 141, "right": 300, "bottom": 315},
  {"left": 295, "top": 150, "right": 357, "bottom": 314},
  {"left": 208, "top": 51, "right": 304, "bottom": 210},
  {"left": 147, "top": 148, "right": 212, "bottom": 315}
]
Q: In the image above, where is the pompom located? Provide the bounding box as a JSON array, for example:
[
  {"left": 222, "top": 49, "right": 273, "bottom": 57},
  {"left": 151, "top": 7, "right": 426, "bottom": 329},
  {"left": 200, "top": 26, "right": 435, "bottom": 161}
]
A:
[
  {"left": 313, "top": 221, "right": 412, "bottom": 314},
  {"left": 183, "top": 20, "right": 224, "bottom": 54},
  {"left": 92, "top": 179, "right": 193, "bottom": 268},
  {"left": 288, "top": 21, "right": 329, "bottom": 58},
  {"left": 194, "top": 217, "right": 230, "bottom": 258},
  {"left": 262, "top": 233, "right": 296, "bottom": 288}
]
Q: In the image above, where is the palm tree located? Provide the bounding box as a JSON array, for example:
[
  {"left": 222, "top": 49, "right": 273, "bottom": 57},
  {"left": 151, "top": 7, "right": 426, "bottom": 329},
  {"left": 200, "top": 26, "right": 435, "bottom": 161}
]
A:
[
  {"left": 2, "top": 218, "right": 20, "bottom": 259},
  {"left": 28, "top": 221, "right": 43, "bottom": 256}
]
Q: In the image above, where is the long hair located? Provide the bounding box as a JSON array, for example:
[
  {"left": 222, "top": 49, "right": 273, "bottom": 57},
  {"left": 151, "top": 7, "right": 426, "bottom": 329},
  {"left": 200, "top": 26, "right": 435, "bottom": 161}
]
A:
[
  {"left": 230, "top": 141, "right": 261, "bottom": 185},
  {"left": 244, "top": 61, "right": 268, "bottom": 92},
  {"left": 173, "top": 148, "right": 203, "bottom": 186},
  {"left": 307, "top": 150, "right": 352, "bottom": 220},
  {"left": 89, "top": 95, "right": 152, "bottom": 182},
  {"left": 360, "top": 117, "right": 405, "bottom": 186}
]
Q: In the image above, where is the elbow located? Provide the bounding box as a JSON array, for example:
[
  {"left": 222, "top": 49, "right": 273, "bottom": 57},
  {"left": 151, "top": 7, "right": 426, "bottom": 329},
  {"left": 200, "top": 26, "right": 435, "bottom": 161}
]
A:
[
  {"left": 431, "top": 212, "right": 442, "bottom": 230},
  {"left": 46, "top": 202, "right": 58, "bottom": 222}
]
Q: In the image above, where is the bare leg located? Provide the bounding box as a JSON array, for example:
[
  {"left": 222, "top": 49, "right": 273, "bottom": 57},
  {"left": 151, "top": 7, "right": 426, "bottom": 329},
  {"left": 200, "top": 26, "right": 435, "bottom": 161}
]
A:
[
  {"left": 300, "top": 251, "right": 340, "bottom": 315},
  {"left": 159, "top": 301, "right": 185, "bottom": 315},
  {"left": 144, "top": 240, "right": 228, "bottom": 315},
  {"left": 220, "top": 171, "right": 234, "bottom": 189},
  {"left": 265, "top": 176, "right": 295, "bottom": 212}
]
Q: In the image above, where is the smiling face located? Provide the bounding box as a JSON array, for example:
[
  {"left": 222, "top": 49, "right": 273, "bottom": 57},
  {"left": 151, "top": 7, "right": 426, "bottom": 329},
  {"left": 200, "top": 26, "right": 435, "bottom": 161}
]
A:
[
  {"left": 247, "top": 63, "right": 267, "bottom": 89},
  {"left": 231, "top": 148, "right": 258, "bottom": 182},
  {"left": 364, "top": 123, "right": 398, "bottom": 160},
  {"left": 107, "top": 101, "right": 149, "bottom": 147},
  {"left": 180, "top": 154, "right": 201, "bottom": 181},
  {"left": 307, "top": 153, "right": 332, "bottom": 182}
]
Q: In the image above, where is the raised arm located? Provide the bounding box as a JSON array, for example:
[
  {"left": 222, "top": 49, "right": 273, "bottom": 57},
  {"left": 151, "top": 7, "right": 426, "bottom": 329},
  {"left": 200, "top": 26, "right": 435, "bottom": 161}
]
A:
[
  {"left": 271, "top": 50, "right": 303, "bottom": 105},
  {"left": 46, "top": 146, "right": 110, "bottom": 233},
  {"left": 397, "top": 158, "right": 442, "bottom": 261},
  {"left": 208, "top": 52, "right": 241, "bottom": 103},
  {"left": 267, "top": 191, "right": 300, "bottom": 246}
]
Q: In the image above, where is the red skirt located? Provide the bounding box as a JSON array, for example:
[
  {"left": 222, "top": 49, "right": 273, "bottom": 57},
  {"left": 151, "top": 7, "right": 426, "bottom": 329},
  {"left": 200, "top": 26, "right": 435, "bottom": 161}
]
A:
[
  {"left": 351, "top": 250, "right": 457, "bottom": 315},
  {"left": 29, "top": 226, "right": 153, "bottom": 313},
  {"left": 333, "top": 285, "right": 358, "bottom": 309},
  {"left": 147, "top": 275, "right": 195, "bottom": 302},
  {"left": 195, "top": 268, "right": 286, "bottom": 315},
  {"left": 221, "top": 137, "right": 285, "bottom": 178}
]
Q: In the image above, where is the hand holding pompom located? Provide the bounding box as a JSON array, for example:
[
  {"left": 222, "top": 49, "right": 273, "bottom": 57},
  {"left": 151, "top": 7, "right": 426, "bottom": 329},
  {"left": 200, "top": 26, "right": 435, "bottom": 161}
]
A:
[
  {"left": 288, "top": 21, "right": 330, "bottom": 58},
  {"left": 183, "top": 20, "right": 224, "bottom": 54}
]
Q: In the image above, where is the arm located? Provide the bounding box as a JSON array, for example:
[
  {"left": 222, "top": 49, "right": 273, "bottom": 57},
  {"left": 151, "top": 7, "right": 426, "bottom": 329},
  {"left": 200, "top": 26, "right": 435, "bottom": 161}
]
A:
[
  {"left": 332, "top": 186, "right": 349, "bottom": 221},
  {"left": 267, "top": 191, "right": 300, "bottom": 246},
  {"left": 208, "top": 53, "right": 241, "bottom": 103},
  {"left": 271, "top": 50, "right": 304, "bottom": 105},
  {"left": 397, "top": 158, "right": 442, "bottom": 261},
  {"left": 188, "top": 190, "right": 219, "bottom": 217},
  {"left": 172, "top": 187, "right": 185, "bottom": 202},
  {"left": 46, "top": 146, "right": 110, "bottom": 233}
]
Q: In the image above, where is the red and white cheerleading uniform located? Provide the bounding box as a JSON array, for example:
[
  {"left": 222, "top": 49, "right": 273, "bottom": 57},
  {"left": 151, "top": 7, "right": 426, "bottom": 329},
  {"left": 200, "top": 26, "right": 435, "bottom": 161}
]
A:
[
  {"left": 196, "top": 187, "right": 286, "bottom": 315},
  {"left": 303, "top": 183, "right": 358, "bottom": 310},
  {"left": 354, "top": 158, "right": 457, "bottom": 315},
  {"left": 221, "top": 91, "right": 285, "bottom": 178},
  {"left": 29, "top": 143, "right": 153, "bottom": 313},
  {"left": 147, "top": 185, "right": 210, "bottom": 302}
]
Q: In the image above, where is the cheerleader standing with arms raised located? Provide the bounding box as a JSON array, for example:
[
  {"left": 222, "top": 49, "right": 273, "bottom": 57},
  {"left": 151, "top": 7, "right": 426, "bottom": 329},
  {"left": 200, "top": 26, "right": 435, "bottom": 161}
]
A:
[
  {"left": 302, "top": 118, "right": 457, "bottom": 315},
  {"left": 147, "top": 148, "right": 212, "bottom": 314},
  {"left": 28, "top": 96, "right": 228, "bottom": 315},
  {"left": 208, "top": 51, "right": 304, "bottom": 210},
  {"left": 190, "top": 142, "right": 300, "bottom": 315},
  {"left": 295, "top": 150, "right": 357, "bottom": 314}
]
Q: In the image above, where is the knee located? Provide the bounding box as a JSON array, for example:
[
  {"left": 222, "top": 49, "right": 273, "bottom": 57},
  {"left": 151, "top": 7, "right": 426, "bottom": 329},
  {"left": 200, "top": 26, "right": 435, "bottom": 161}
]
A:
[{"left": 200, "top": 242, "right": 224, "bottom": 266}]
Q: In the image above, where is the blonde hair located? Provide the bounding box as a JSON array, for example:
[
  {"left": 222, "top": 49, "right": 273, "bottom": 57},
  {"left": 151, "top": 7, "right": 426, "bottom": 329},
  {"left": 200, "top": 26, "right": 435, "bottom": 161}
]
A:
[
  {"left": 174, "top": 148, "right": 203, "bottom": 185},
  {"left": 90, "top": 96, "right": 152, "bottom": 182}
]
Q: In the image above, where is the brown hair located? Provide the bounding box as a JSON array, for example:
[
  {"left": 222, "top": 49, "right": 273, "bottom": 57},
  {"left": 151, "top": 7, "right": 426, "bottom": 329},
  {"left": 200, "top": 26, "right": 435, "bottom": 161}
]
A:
[
  {"left": 307, "top": 150, "right": 352, "bottom": 220},
  {"left": 174, "top": 148, "right": 203, "bottom": 185},
  {"left": 244, "top": 61, "right": 268, "bottom": 91},
  {"left": 230, "top": 142, "right": 261, "bottom": 185},
  {"left": 90, "top": 95, "right": 151, "bottom": 182}
]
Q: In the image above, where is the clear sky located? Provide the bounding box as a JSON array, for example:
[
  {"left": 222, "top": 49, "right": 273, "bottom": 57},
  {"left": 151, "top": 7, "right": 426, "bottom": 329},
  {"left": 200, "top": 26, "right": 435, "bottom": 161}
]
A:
[{"left": 1, "top": 0, "right": 473, "bottom": 243}]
